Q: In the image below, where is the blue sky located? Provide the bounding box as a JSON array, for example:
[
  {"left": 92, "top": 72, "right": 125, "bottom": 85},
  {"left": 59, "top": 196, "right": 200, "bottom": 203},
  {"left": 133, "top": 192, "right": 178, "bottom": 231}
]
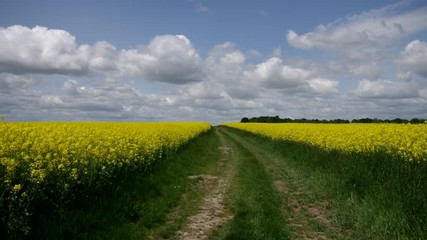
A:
[{"left": 1, "top": 0, "right": 427, "bottom": 123}]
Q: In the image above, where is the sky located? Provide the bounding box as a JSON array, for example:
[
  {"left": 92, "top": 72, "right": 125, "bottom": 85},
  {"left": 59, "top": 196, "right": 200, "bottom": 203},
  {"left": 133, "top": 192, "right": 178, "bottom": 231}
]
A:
[{"left": 1, "top": 0, "right": 427, "bottom": 124}]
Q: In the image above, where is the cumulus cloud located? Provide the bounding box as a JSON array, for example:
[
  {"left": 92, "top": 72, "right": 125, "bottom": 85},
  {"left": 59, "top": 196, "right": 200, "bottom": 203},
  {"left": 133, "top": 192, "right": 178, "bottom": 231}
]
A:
[
  {"left": 118, "top": 35, "right": 204, "bottom": 84},
  {"left": 398, "top": 40, "right": 427, "bottom": 78},
  {"left": 0, "top": 26, "right": 203, "bottom": 84},
  {"left": 1, "top": 13, "right": 427, "bottom": 123},
  {"left": 243, "top": 57, "right": 339, "bottom": 95},
  {"left": 308, "top": 78, "right": 339, "bottom": 94},
  {"left": 0, "top": 25, "right": 119, "bottom": 75},
  {"left": 36, "top": 79, "right": 144, "bottom": 119},
  {"left": 287, "top": 3, "right": 427, "bottom": 51},
  {"left": 0, "top": 73, "right": 42, "bottom": 92},
  {"left": 348, "top": 62, "right": 382, "bottom": 80},
  {"left": 206, "top": 42, "right": 245, "bottom": 68},
  {"left": 285, "top": 1, "right": 427, "bottom": 87},
  {"left": 0, "top": 72, "right": 160, "bottom": 121},
  {"left": 286, "top": 0, "right": 427, "bottom": 87},
  {"left": 204, "top": 42, "right": 245, "bottom": 83},
  {"left": 186, "top": 82, "right": 223, "bottom": 100},
  {"left": 199, "top": 42, "right": 262, "bottom": 100},
  {"left": 245, "top": 57, "right": 309, "bottom": 89},
  {"left": 353, "top": 79, "right": 419, "bottom": 99},
  {"left": 0, "top": 73, "right": 45, "bottom": 117},
  {"left": 0, "top": 25, "right": 85, "bottom": 74}
]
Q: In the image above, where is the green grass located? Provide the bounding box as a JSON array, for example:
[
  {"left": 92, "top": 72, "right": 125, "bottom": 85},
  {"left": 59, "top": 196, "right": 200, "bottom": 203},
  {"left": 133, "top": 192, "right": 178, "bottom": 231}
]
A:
[
  {"left": 30, "top": 129, "right": 222, "bottom": 239},
  {"left": 212, "top": 127, "right": 290, "bottom": 240},
  {"left": 223, "top": 126, "right": 427, "bottom": 240},
  {"left": 287, "top": 144, "right": 427, "bottom": 239}
]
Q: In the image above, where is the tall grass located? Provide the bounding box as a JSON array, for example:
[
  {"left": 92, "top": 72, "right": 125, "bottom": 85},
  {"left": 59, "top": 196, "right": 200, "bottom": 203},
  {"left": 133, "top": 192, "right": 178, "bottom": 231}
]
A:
[{"left": 228, "top": 127, "right": 427, "bottom": 239}]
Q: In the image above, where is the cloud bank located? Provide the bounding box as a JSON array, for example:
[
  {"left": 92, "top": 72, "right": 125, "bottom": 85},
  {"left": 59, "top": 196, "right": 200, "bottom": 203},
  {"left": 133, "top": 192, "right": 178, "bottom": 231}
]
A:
[{"left": 1, "top": 1, "right": 427, "bottom": 123}]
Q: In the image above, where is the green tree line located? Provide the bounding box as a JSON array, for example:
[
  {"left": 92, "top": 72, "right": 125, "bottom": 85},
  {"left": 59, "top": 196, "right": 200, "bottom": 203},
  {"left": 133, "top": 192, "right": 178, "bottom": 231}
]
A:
[{"left": 240, "top": 116, "right": 426, "bottom": 124}]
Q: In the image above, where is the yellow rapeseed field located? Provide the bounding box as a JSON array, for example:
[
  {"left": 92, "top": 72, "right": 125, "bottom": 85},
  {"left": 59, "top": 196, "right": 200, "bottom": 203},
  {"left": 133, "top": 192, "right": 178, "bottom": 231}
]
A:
[
  {"left": 224, "top": 123, "right": 427, "bottom": 162},
  {"left": 0, "top": 122, "right": 210, "bottom": 233}
]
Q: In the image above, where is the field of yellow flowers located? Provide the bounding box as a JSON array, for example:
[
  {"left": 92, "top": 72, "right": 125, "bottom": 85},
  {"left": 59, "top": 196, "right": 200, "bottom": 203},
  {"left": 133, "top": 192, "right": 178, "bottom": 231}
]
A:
[
  {"left": 224, "top": 123, "right": 427, "bottom": 162},
  {"left": 0, "top": 122, "right": 210, "bottom": 236}
]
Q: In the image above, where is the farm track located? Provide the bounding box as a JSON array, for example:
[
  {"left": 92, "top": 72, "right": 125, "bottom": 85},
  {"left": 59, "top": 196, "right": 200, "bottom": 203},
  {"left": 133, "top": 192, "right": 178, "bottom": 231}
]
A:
[
  {"left": 174, "top": 128, "right": 234, "bottom": 240},
  {"left": 218, "top": 127, "right": 338, "bottom": 240},
  {"left": 170, "top": 126, "right": 338, "bottom": 239}
]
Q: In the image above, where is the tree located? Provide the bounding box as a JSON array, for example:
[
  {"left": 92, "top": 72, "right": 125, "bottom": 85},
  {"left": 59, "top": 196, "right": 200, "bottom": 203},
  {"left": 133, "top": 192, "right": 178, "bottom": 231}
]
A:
[{"left": 241, "top": 117, "right": 249, "bottom": 123}]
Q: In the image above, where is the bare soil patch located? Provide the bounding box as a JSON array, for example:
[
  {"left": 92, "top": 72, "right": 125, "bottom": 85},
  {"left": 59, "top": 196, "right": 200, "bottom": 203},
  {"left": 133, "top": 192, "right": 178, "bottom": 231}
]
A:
[
  {"left": 274, "top": 180, "right": 335, "bottom": 240},
  {"left": 217, "top": 146, "right": 231, "bottom": 155},
  {"left": 176, "top": 176, "right": 230, "bottom": 240},
  {"left": 175, "top": 144, "right": 233, "bottom": 240}
]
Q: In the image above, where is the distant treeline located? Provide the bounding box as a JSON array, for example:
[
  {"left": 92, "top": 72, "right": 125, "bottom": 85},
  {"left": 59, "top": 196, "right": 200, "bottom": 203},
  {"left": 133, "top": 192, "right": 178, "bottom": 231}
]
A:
[{"left": 240, "top": 116, "right": 427, "bottom": 124}]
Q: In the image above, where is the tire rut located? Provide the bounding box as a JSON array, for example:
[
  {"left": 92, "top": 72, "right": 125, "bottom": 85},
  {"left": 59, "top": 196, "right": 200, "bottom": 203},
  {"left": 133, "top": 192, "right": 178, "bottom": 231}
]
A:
[
  {"left": 175, "top": 128, "right": 233, "bottom": 240},
  {"left": 221, "top": 127, "right": 338, "bottom": 240}
]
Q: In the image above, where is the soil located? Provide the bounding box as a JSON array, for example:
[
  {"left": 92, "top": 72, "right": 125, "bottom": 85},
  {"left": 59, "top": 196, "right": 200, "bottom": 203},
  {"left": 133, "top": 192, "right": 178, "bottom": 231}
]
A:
[
  {"left": 175, "top": 146, "right": 233, "bottom": 240},
  {"left": 274, "top": 180, "right": 336, "bottom": 240}
]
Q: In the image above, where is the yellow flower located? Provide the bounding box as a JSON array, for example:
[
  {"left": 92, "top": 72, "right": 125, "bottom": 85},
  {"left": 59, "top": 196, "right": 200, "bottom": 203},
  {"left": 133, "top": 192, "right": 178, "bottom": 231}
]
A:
[
  {"left": 70, "top": 168, "right": 78, "bottom": 180},
  {"left": 0, "top": 122, "right": 211, "bottom": 208},
  {"left": 12, "top": 184, "right": 22, "bottom": 193},
  {"left": 224, "top": 122, "right": 427, "bottom": 162}
]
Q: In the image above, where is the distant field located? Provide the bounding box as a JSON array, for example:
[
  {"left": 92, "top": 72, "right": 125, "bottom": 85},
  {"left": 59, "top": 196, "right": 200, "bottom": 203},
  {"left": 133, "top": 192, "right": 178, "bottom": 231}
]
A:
[{"left": 224, "top": 122, "right": 427, "bottom": 162}]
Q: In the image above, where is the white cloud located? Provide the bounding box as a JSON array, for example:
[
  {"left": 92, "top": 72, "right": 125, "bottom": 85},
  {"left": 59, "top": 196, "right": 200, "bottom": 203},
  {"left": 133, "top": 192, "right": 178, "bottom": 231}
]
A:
[
  {"left": 118, "top": 35, "right": 204, "bottom": 84},
  {"left": 202, "top": 42, "right": 255, "bottom": 99},
  {"left": 286, "top": 1, "right": 427, "bottom": 88},
  {"left": 41, "top": 79, "right": 141, "bottom": 114},
  {"left": 308, "top": 78, "right": 339, "bottom": 94},
  {"left": 286, "top": 58, "right": 345, "bottom": 79},
  {"left": 205, "top": 43, "right": 246, "bottom": 85},
  {"left": 87, "top": 41, "right": 118, "bottom": 72},
  {"left": 0, "top": 26, "right": 203, "bottom": 84},
  {"left": 287, "top": 3, "right": 427, "bottom": 51},
  {"left": 206, "top": 42, "right": 246, "bottom": 68},
  {"left": 1, "top": 16, "right": 427, "bottom": 123},
  {"left": 0, "top": 25, "right": 86, "bottom": 74},
  {"left": 398, "top": 40, "right": 427, "bottom": 78},
  {"left": 245, "top": 57, "right": 309, "bottom": 89},
  {"left": 0, "top": 73, "right": 41, "bottom": 91},
  {"left": 0, "top": 73, "right": 45, "bottom": 118},
  {"left": 243, "top": 57, "right": 339, "bottom": 96},
  {"left": 348, "top": 62, "right": 382, "bottom": 80},
  {"left": 0, "top": 25, "right": 120, "bottom": 75},
  {"left": 285, "top": 2, "right": 427, "bottom": 87},
  {"left": 353, "top": 79, "right": 419, "bottom": 99},
  {"left": 186, "top": 82, "right": 223, "bottom": 99}
]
